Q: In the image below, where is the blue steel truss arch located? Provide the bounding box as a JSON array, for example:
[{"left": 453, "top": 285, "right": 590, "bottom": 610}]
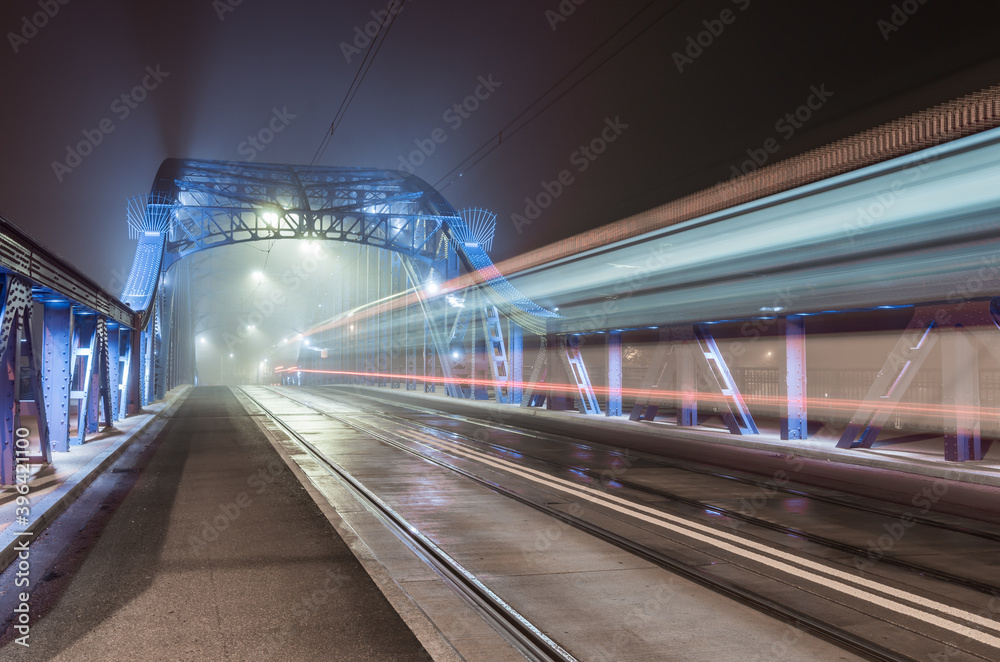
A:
[
  {"left": 122, "top": 159, "right": 556, "bottom": 333},
  {"left": 119, "top": 158, "right": 558, "bottom": 404}
]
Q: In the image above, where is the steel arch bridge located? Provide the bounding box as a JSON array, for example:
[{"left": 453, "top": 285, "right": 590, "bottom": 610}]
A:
[
  {"left": 4, "top": 87, "right": 999, "bottom": 485},
  {"left": 122, "top": 158, "right": 559, "bottom": 408}
]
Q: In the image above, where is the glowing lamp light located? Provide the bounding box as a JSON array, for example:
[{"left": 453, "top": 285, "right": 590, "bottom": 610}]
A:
[{"left": 425, "top": 281, "right": 439, "bottom": 295}]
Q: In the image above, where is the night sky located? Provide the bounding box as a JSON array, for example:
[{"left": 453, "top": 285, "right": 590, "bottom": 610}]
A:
[{"left": 1, "top": 0, "right": 998, "bottom": 293}]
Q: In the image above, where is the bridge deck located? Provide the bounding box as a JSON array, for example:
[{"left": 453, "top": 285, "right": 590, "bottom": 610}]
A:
[{"left": 0, "top": 387, "right": 430, "bottom": 661}]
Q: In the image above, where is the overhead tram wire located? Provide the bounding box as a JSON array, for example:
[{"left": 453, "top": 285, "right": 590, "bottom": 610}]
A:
[
  {"left": 311, "top": 2, "right": 406, "bottom": 165},
  {"left": 433, "top": 0, "right": 686, "bottom": 192}
]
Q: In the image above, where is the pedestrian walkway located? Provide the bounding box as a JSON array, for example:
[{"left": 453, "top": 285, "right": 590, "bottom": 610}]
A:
[{"left": 0, "top": 386, "right": 429, "bottom": 661}]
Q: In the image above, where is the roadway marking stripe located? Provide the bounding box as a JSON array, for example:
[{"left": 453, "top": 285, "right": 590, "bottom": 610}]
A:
[{"left": 397, "top": 429, "right": 1000, "bottom": 648}]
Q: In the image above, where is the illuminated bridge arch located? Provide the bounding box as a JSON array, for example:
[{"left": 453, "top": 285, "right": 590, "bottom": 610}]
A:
[{"left": 121, "top": 158, "right": 558, "bottom": 404}]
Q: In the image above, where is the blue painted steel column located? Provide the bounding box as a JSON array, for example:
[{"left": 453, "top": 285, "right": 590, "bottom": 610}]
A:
[
  {"left": 472, "top": 306, "right": 489, "bottom": 400},
  {"left": 780, "top": 315, "right": 808, "bottom": 440},
  {"left": 23, "top": 294, "right": 50, "bottom": 463},
  {"left": 509, "top": 321, "right": 524, "bottom": 406},
  {"left": 678, "top": 340, "right": 698, "bottom": 426},
  {"left": 0, "top": 276, "right": 15, "bottom": 485},
  {"left": 107, "top": 323, "right": 122, "bottom": 426},
  {"left": 942, "top": 325, "right": 982, "bottom": 461},
  {"left": 547, "top": 334, "right": 575, "bottom": 412},
  {"left": 127, "top": 327, "right": 141, "bottom": 415},
  {"left": 423, "top": 319, "right": 436, "bottom": 393},
  {"left": 139, "top": 325, "right": 150, "bottom": 407},
  {"left": 42, "top": 303, "right": 72, "bottom": 452},
  {"left": 87, "top": 317, "right": 108, "bottom": 433},
  {"left": 607, "top": 331, "right": 622, "bottom": 417},
  {"left": 118, "top": 329, "right": 132, "bottom": 420}
]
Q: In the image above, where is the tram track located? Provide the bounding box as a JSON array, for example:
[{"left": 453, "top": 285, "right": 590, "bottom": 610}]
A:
[
  {"left": 336, "top": 387, "right": 1000, "bottom": 545},
  {"left": 239, "top": 387, "right": 579, "bottom": 662},
  {"left": 325, "top": 388, "right": 1000, "bottom": 598},
  {"left": 250, "top": 385, "right": 1000, "bottom": 662}
]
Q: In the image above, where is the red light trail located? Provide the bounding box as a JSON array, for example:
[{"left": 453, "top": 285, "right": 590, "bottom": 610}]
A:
[{"left": 273, "top": 367, "right": 995, "bottom": 423}]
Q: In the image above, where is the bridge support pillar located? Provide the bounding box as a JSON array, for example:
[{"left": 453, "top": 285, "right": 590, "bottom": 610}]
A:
[
  {"left": 837, "top": 307, "right": 938, "bottom": 450},
  {"left": 509, "top": 322, "right": 524, "bottom": 406},
  {"left": 108, "top": 326, "right": 124, "bottom": 421},
  {"left": 546, "top": 334, "right": 574, "bottom": 411},
  {"left": 70, "top": 315, "right": 97, "bottom": 444},
  {"left": 780, "top": 315, "right": 808, "bottom": 441},
  {"left": 0, "top": 278, "right": 50, "bottom": 485},
  {"left": 607, "top": 331, "right": 622, "bottom": 417},
  {"left": 678, "top": 338, "right": 698, "bottom": 426},
  {"left": 43, "top": 303, "right": 73, "bottom": 452},
  {"left": 423, "top": 319, "right": 436, "bottom": 393},
  {"left": 694, "top": 324, "right": 758, "bottom": 435},
  {"left": 126, "top": 328, "right": 141, "bottom": 415},
  {"left": 942, "top": 325, "right": 982, "bottom": 462}
]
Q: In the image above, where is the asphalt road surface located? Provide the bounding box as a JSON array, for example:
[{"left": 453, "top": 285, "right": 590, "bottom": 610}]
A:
[{"left": 0, "top": 386, "right": 429, "bottom": 661}]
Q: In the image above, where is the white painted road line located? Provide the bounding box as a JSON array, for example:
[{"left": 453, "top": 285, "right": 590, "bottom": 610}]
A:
[{"left": 396, "top": 428, "right": 1000, "bottom": 649}]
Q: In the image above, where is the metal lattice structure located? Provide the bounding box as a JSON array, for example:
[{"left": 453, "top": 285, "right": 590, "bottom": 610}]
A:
[
  {"left": 119, "top": 158, "right": 556, "bottom": 410},
  {"left": 3, "top": 87, "right": 1000, "bottom": 486}
]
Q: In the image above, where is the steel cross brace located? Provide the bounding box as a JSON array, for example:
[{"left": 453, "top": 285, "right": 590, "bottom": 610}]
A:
[
  {"left": 629, "top": 328, "right": 672, "bottom": 422},
  {"left": 559, "top": 335, "right": 602, "bottom": 415},
  {"left": 70, "top": 315, "right": 98, "bottom": 443},
  {"left": 0, "top": 277, "right": 51, "bottom": 485},
  {"left": 522, "top": 335, "right": 548, "bottom": 408},
  {"left": 482, "top": 305, "right": 511, "bottom": 404},
  {"left": 694, "top": 325, "right": 759, "bottom": 435},
  {"left": 837, "top": 306, "right": 938, "bottom": 450}
]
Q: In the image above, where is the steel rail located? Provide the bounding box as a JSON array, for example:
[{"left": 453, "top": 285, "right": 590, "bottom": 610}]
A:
[
  {"left": 264, "top": 386, "right": 917, "bottom": 662},
  {"left": 333, "top": 389, "right": 1000, "bottom": 598},
  {"left": 338, "top": 388, "right": 1000, "bottom": 546},
  {"left": 238, "top": 387, "right": 579, "bottom": 662}
]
